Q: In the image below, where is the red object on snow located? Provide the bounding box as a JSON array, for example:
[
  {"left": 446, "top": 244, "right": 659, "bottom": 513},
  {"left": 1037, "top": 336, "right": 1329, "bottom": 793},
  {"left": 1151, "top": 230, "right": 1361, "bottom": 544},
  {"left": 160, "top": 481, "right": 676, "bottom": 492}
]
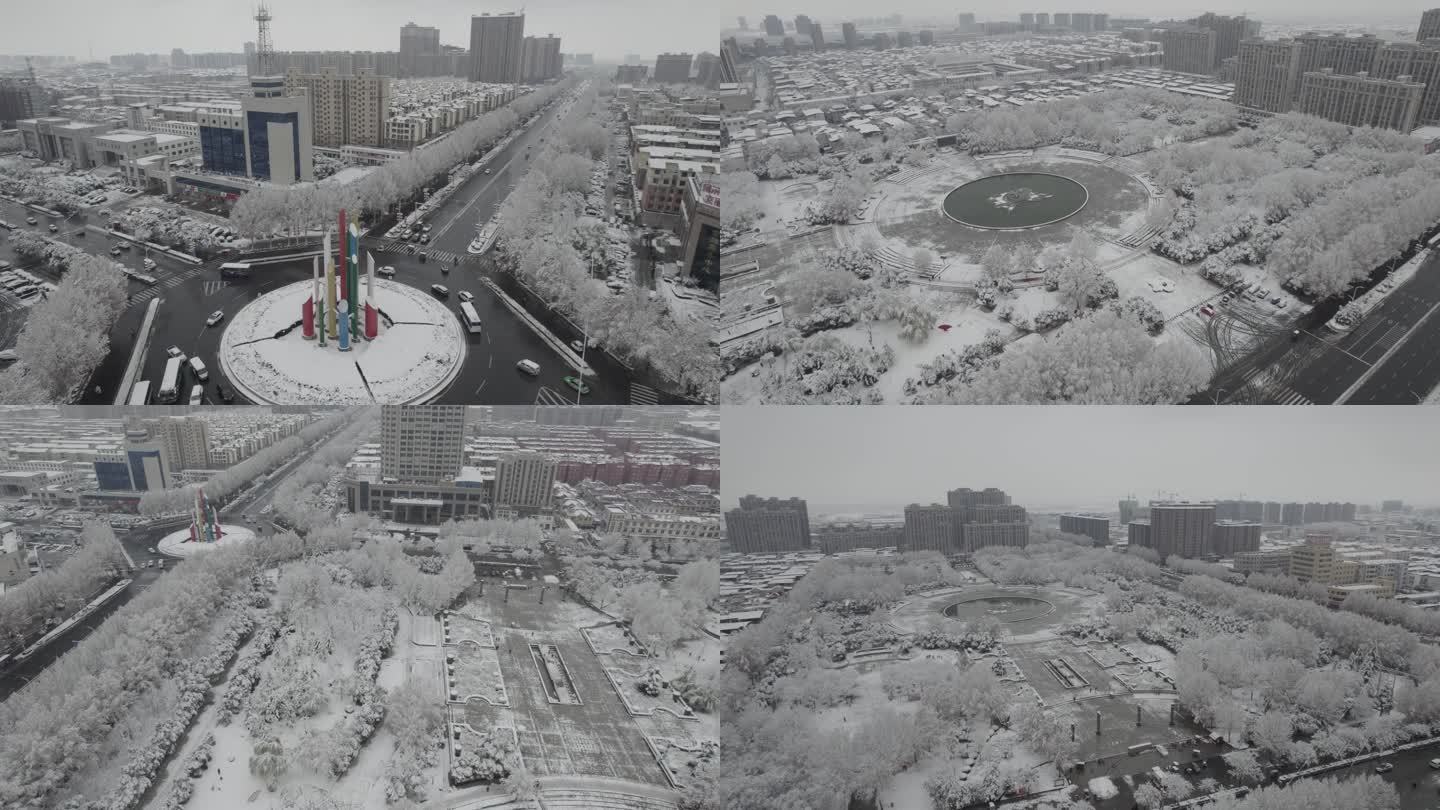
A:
[{"left": 937, "top": 323, "right": 953, "bottom": 331}]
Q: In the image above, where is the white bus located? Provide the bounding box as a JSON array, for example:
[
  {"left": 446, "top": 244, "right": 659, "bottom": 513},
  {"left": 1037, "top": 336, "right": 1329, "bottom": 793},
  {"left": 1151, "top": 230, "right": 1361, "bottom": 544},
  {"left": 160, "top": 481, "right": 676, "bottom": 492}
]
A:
[
  {"left": 459, "top": 301, "right": 483, "bottom": 334},
  {"left": 220, "top": 262, "right": 252, "bottom": 279},
  {"left": 157, "top": 356, "right": 184, "bottom": 403},
  {"left": 128, "top": 380, "right": 151, "bottom": 405}
]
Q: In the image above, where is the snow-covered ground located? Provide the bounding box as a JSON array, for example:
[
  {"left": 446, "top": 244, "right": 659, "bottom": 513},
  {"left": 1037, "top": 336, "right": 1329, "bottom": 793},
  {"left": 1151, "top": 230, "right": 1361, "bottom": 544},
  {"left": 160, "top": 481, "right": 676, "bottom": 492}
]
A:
[
  {"left": 218, "top": 278, "right": 466, "bottom": 404},
  {"left": 156, "top": 524, "right": 256, "bottom": 558}
]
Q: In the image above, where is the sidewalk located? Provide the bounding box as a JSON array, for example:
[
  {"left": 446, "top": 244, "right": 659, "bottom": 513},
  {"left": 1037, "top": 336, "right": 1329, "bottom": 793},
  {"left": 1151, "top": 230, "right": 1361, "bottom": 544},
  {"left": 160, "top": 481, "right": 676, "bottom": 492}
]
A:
[{"left": 112, "top": 297, "right": 159, "bottom": 404}]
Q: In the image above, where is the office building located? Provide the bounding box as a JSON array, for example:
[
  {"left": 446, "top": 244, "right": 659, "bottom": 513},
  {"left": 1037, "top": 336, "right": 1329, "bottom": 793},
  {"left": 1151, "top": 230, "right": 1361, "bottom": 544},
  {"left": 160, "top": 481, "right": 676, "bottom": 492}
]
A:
[
  {"left": 346, "top": 476, "right": 489, "bottom": 524},
  {"left": 842, "top": 22, "right": 859, "bottom": 49},
  {"left": 1162, "top": 28, "right": 1218, "bottom": 75},
  {"left": 654, "top": 53, "right": 694, "bottom": 84},
  {"left": 0, "top": 78, "right": 45, "bottom": 127},
  {"left": 1371, "top": 41, "right": 1440, "bottom": 125},
  {"left": 491, "top": 450, "right": 557, "bottom": 517},
  {"left": 239, "top": 76, "right": 314, "bottom": 185},
  {"left": 1422, "top": 9, "right": 1440, "bottom": 42},
  {"left": 903, "top": 503, "right": 959, "bottom": 554},
  {"left": 958, "top": 12, "right": 977, "bottom": 31},
  {"left": 1382, "top": 499, "right": 1407, "bottom": 513},
  {"left": 1327, "top": 581, "right": 1394, "bottom": 608},
  {"left": 694, "top": 52, "right": 722, "bottom": 88},
  {"left": 399, "top": 22, "right": 442, "bottom": 77},
  {"left": 283, "top": 67, "right": 391, "bottom": 148},
  {"left": 1060, "top": 513, "right": 1110, "bottom": 545},
  {"left": 811, "top": 22, "right": 825, "bottom": 52},
  {"left": 1234, "top": 549, "right": 1290, "bottom": 576},
  {"left": 720, "top": 38, "right": 740, "bottom": 82},
  {"left": 469, "top": 12, "right": 525, "bottom": 84},
  {"left": 1145, "top": 502, "right": 1216, "bottom": 559},
  {"left": 380, "top": 405, "right": 465, "bottom": 483},
  {"left": 897, "top": 31, "right": 914, "bottom": 48},
  {"left": 725, "top": 495, "right": 811, "bottom": 554},
  {"left": 681, "top": 176, "right": 719, "bottom": 291},
  {"left": 1210, "top": 520, "right": 1262, "bottom": 557},
  {"left": 1235, "top": 38, "right": 1302, "bottom": 112},
  {"left": 763, "top": 15, "right": 785, "bottom": 36},
  {"left": 1297, "top": 69, "right": 1424, "bottom": 131},
  {"left": 1289, "top": 534, "right": 1339, "bottom": 584}
]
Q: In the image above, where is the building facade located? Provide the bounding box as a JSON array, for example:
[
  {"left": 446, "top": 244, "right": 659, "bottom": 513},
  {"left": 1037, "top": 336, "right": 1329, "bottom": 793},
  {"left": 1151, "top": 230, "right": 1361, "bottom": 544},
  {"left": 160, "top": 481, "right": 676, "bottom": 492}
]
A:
[
  {"left": 725, "top": 495, "right": 811, "bottom": 554},
  {"left": 400, "top": 22, "right": 441, "bottom": 78},
  {"left": 1296, "top": 69, "right": 1424, "bottom": 131},
  {"left": 1147, "top": 503, "right": 1216, "bottom": 559},
  {"left": 903, "top": 503, "right": 958, "bottom": 554},
  {"left": 1422, "top": 9, "right": 1440, "bottom": 42},
  {"left": 654, "top": 53, "right": 694, "bottom": 84},
  {"left": 283, "top": 67, "right": 392, "bottom": 148},
  {"left": 380, "top": 405, "right": 465, "bottom": 483},
  {"left": 1370, "top": 41, "right": 1440, "bottom": 125},
  {"left": 469, "top": 13, "right": 525, "bottom": 84},
  {"left": 492, "top": 450, "right": 557, "bottom": 515},
  {"left": 241, "top": 76, "right": 314, "bottom": 185},
  {"left": 1235, "top": 39, "right": 1302, "bottom": 112},
  {"left": 1210, "top": 520, "right": 1262, "bottom": 557},
  {"left": 1161, "top": 28, "right": 1218, "bottom": 75},
  {"left": 1059, "top": 513, "right": 1110, "bottom": 545}
]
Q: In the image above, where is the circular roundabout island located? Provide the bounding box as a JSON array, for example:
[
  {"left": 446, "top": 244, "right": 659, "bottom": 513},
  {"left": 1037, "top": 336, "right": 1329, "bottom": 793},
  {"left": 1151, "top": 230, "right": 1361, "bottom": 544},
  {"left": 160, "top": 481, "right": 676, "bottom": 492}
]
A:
[
  {"left": 157, "top": 524, "right": 257, "bottom": 558},
  {"left": 943, "top": 593, "right": 1056, "bottom": 623},
  {"left": 218, "top": 278, "right": 466, "bottom": 405},
  {"left": 942, "top": 171, "right": 1090, "bottom": 230}
]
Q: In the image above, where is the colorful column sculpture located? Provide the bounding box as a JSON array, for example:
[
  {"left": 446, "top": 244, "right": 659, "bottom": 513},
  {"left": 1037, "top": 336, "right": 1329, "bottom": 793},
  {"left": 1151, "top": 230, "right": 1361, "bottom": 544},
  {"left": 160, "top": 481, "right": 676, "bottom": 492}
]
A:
[
  {"left": 336, "top": 209, "right": 348, "bottom": 308},
  {"left": 364, "top": 251, "right": 378, "bottom": 339},
  {"left": 302, "top": 256, "right": 317, "bottom": 339},
  {"left": 186, "top": 488, "right": 224, "bottom": 543},
  {"left": 337, "top": 299, "right": 351, "bottom": 351}
]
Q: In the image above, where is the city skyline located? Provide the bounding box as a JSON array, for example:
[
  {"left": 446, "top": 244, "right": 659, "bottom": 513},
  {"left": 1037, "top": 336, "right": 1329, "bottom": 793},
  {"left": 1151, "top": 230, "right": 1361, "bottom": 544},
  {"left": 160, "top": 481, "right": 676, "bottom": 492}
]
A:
[
  {"left": 721, "top": 406, "right": 1440, "bottom": 509},
  {"left": 0, "top": 0, "right": 716, "bottom": 64},
  {"left": 721, "top": 4, "right": 1434, "bottom": 25}
]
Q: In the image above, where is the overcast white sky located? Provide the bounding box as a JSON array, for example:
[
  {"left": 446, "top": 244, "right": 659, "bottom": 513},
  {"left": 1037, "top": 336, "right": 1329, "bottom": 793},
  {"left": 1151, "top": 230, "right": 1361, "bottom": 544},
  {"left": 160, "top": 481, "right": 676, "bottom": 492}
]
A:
[
  {"left": 721, "top": 407, "right": 1440, "bottom": 512},
  {"left": 2, "top": 1, "right": 721, "bottom": 63}
]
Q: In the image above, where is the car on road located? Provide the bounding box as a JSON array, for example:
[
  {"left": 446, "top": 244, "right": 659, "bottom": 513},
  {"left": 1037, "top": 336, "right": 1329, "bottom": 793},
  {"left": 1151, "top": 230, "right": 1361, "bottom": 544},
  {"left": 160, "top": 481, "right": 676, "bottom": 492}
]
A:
[
  {"left": 562, "top": 375, "right": 591, "bottom": 395},
  {"left": 440, "top": 264, "right": 450, "bottom": 274},
  {"left": 1199, "top": 305, "right": 1216, "bottom": 318},
  {"left": 47, "top": 224, "right": 57, "bottom": 232},
  {"left": 143, "top": 258, "right": 157, "bottom": 270},
  {"left": 74, "top": 229, "right": 85, "bottom": 237},
  {"left": 25, "top": 217, "right": 36, "bottom": 225},
  {"left": 166, "top": 345, "right": 187, "bottom": 362},
  {"left": 216, "top": 383, "right": 234, "bottom": 403},
  {"left": 148, "top": 547, "right": 156, "bottom": 553},
  {"left": 205, "top": 310, "right": 224, "bottom": 327},
  {"left": 109, "top": 246, "right": 121, "bottom": 256},
  {"left": 1430, "top": 758, "right": 1440, "bottom": 769},
  {"left": 484, "top": 168, "right": 492, "bottom": 174},
  {"left": 458, "top": 290, "right": 473, "bottom": 302},
  {"left": 409, "top": 232, "right": 421, "bottom": 242},
  {"left": 430, "top": 284, "right": 449, "bottom": 297},
  {"left": 516, "top": 359, "right": 540, "bottom": 376},
  {"left": 420, "top": 233, "right": 429, "bottom": 243},
  {"left": 418, "top": 252, "right": 427, "bottom": 263},
  {"left": 377, "top": 265, "right": 396, "bottom": 277},
  {"left": 188, "top": 356, "right": 209, "bottom": 381},
  {"left": 0, "top": 349, "right": 17, "bottom": 363},
  {"left": 422, "top": 223, "right": 432, "bottom": 232},
  {"left": 1375, "top": 762, "right": 1394, "bottom": 773},
  {"left": 117, "top": 242, "right": 130, "bottom": 251},
  {"left": 0, "top": 260, "right": 9, "bottom": 271}
]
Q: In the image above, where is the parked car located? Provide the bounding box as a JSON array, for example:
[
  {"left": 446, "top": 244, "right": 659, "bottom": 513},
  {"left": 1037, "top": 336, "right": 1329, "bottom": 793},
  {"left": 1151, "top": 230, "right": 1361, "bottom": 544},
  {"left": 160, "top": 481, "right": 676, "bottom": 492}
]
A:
[
  {"left": 205, "top": 310, "right": 224, "bottom": 327},
  {"left": 1375, "top": 762, "right": 1394, "bottom": 773}
]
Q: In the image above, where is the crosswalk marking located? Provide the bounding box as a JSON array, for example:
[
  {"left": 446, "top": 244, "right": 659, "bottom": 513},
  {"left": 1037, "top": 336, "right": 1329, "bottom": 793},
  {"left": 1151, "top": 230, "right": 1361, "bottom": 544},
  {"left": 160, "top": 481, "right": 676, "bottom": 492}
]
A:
[
  {"left": 202, "top": 280, "right": 227, "bottom": 295},
  {"left": 629, "top": 382, "right": 659, "bottom": 405},
  {"left": 1272, "top": 386, "right": 1315, "bottom": 406}
]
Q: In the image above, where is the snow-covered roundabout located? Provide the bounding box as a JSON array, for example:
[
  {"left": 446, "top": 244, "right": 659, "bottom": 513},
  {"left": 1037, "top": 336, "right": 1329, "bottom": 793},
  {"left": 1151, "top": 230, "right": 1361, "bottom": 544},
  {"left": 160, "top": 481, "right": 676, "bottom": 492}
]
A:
[
  {"left": 218, "top": 278, "right": 466, "bottom": 404},
  {"left": 156, "top": 524, "right": 257, "bottom": 558}
]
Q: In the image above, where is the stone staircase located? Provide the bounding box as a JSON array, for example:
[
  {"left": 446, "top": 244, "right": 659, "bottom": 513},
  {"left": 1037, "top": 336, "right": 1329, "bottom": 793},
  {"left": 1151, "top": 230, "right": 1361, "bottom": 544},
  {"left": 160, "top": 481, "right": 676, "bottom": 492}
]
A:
[
  {"left": 1111, "top": 223, "right": 1163, "bottom": 249},
  {"left": 871, "top": 246, "right": 944, "bottom": 279}
]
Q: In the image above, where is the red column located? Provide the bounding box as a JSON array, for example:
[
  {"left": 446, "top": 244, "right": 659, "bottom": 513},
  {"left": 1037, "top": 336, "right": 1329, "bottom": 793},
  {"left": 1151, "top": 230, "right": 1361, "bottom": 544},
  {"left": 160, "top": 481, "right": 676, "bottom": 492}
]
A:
[
  {"left": 364, "top": 303, "right": 378, "bottom": 339},
  {"left": 302, "top": 296, "right": 315, "bottom": 338}
]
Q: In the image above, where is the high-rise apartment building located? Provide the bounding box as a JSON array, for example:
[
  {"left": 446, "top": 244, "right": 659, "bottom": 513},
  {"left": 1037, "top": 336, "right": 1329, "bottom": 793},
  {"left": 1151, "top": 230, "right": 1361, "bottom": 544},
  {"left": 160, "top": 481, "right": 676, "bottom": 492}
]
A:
[
  {"left": 958, "top": 12, "right": 977, "bottom": 31},
  {"left": 519, "top": 35, "right": 562, "bottom": 83},
  {"left": 654, "top": 53, "right": 694, "bottom": 84},
  {"left": 1295, "top": 32, "right": 1383, "bottom": 78},
  {"left": 142, "top": 417, "right": 211, "bottom": 471},
  {"left": 720, "top": 38, "right": 740, "bottom": 82},
  {"left": 694, "top": 52, "right": 721, "bottom": 88},
  {"left": 1036, "top": 13, "right": 1050, "bottom": 27},
  {"left": 1161, "top": 28, "right": 1218, "bottom": 75},
  {"left": 811, "top": 22, "right": 825, "bottom": 51},
  {"left": 1118, "top": 498, "right": 1140, "bottom": 526},
  {"left": 492, "top": 450, "right": 557, "bottom": 515},
  {"left": 1053, "top": 13, "right": 1071, "bottom": 28},
  {"left": 1298, "top": 69, "right": 1425, "bottom": 131},
  {"left": 380, "top": 405, "right": 465, "bottom": 483},
  {"left": 399, "top": 22, "right": 441, "bottom": 77},
  {"left": 1060, "top": 513, "right": 1110, "bottom": 545},
  {"left": 283, "top": 67, "right": 391, "bottom": 148},
  {"left": 724, "top": 495, "right": 811, "bottom": 554},
  {"left": 903, "top": 503, "right": 959, "bottom": 554},
  {"left": 763, "top": 15, "right": 785, "bottom": 36},
  {"left": 842, "top": 23, "right": 859, "bottom": 49},
  {"left": 1370, "top": 41, "right": 1440, "bottom": 125},
  {"left": 1419, "top": 8, "right": 1440, "bottom": 41},
  {"left": 1147, "top": 502, "right": 1216, "bottom": 559},
  {"left": 795, "top": 15, "right": 812, "bottom": 35},
  {"left": 469, "top": 12, "right": 525, "bottom": 83},
  {"left": 1191, "top": 13, "right": 1251, "bottom": 67},
  {"left": 1210, "top": 520, "right": 1262, "bottom": 557},
  {"left": 1021, "top": 13, "right": 1037, "bottom": 30}
]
